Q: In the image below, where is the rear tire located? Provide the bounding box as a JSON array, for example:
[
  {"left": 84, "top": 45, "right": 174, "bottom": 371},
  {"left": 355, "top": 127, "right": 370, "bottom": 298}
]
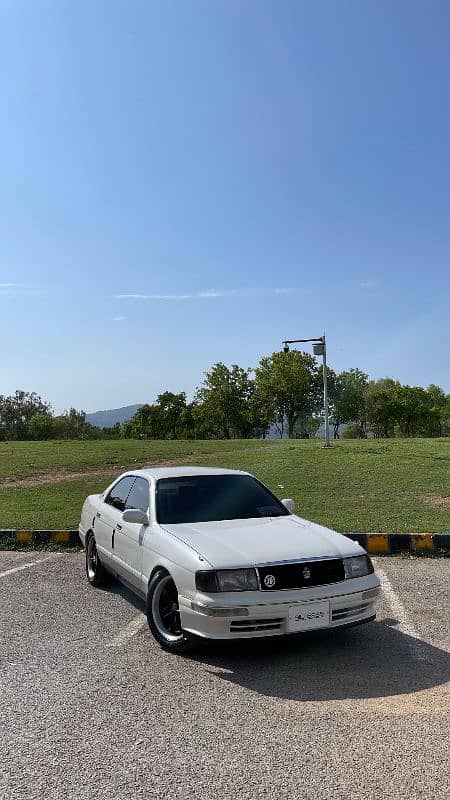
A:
[
  {"left": 146, "top": 569, "right": 196, "bottom": 654},
  {"left": 85, "top": 533, "right": 109, "bottom": 588}
]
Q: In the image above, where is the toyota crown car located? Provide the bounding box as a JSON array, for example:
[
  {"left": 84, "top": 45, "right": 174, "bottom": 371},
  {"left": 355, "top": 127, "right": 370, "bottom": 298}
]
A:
[{"left": 79, "top": 466, "right": 380, "bottom": 653}]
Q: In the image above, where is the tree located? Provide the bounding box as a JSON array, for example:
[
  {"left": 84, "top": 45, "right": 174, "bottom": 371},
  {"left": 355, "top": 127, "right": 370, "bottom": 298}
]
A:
[
  {"left": 178, "top": 401, "right": 200, "bottom": 439},
  {"left": 329, "top": 369, "right": 369, "bottom": 438},
  {"left": 155, "top": 392, "right": 187, "bottom": 439},
  {"left": 393, "top": 385, "right": 437, "bottom": 437},
  {"left": 195, "top": 363, "right": 254, "bottom": 439},
  {"left": 365, "top": 378, "right": 399, "bottom": 438},
  {"left": 57, "top": 408, "right": 94, "bottom": 439},
  {"left": 248, "top": 390, "right": 273, "bottom": 439},
  {"left": 0, "top": 390, "right": 51, "bottom": 439},
  {"left": 101, "top": 422, "right": 123, "bottom": 439},
  {"left": 123, "top": 404, "right": 165, "bottom": 439},
  {"left": 293, "top": 414, "right": 322, "bottom": 439},
  {"left": 341, "top": 423, "right": 361, "bottom": 439},
  {"left": 443, "top": 394, "right": 450, "bottom": 436},
  {"left": 425, "top": 384, "right": 448, "bottom": 437},
  {"left": 28, "top": 412, "right": 57, "bottom": 440},
  {"left": 254, "top": 351, "right": 322, "bottom": 439}
]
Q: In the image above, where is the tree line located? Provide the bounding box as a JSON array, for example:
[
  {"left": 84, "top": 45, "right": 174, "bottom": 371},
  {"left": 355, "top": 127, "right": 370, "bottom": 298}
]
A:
[
  {"left": 2, "top": 352, "right": 449, "bottom": 442},
  {"left": 0, "top": 391, "right": 119, "bottom": 441}
]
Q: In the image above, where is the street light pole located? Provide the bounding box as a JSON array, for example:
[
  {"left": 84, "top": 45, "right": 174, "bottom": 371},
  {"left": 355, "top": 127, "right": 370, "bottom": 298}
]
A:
[
  {"left": 321, "top": 334, "right": 331, "bottom": 448},
  {"left": 281, "top": 333, "right": 332, "bottom": 448}
]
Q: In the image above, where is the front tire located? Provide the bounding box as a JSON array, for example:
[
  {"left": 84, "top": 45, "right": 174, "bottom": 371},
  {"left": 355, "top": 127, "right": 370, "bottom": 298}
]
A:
[
  {"left": 147, "top": 570, "right": 196, "bottom": 654},
  {"left": 85, "top": 533, "right": 109, "bottom": 588}
]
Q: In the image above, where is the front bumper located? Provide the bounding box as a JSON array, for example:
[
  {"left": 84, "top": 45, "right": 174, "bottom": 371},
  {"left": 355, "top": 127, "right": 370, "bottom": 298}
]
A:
[
  {"left": 78, "top": 525, "right": 86, "bottom": 548},
  {"left": 179, "top": 574, "right": 381, "bottom": 639}
]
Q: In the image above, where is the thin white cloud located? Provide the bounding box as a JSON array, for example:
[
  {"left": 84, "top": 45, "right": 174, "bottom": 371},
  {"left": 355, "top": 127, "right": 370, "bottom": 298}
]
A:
[
  {"left": 115, "top": 293, "right": 192, "bottom": 300},
  {"left": 112, "top": 315, "right": 128, "bottom": 321},
  {"left": 115, "top": 288, "right": 297, "bottom": 301},
  {"left": 359, "top": 280, "right": 377, "bottom": 288},
  {"left": 0, "top": 282, "right": 20, "bottom": 296},
  {"left": 198, "top": 289, "right": 230, "bottom": 298}
]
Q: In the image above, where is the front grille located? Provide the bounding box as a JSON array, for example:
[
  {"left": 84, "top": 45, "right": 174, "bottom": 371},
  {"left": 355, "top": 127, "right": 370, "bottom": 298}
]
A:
[
  {"left": 230, "top": 618, "right": 283, "bottom": 633},
  {"left": 257, "top": 559, "right": 344, "bottom": 591}
]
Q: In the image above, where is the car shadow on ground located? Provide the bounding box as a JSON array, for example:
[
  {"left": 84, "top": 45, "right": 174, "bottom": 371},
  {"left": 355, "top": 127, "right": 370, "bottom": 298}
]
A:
[
  {"left": 104, "top": 577, "right": 147, "bottom": 613},
  {"left": 186, "top": 619, "right": 450, "bottom": 703},
  {"left": 105, "top": 578, "right": 450, "bottom": 703}
]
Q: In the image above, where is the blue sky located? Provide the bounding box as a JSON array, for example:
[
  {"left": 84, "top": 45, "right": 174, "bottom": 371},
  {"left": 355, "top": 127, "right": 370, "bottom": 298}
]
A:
[{"left": 1, "top": 1, "right": 449, "bottom": 413}]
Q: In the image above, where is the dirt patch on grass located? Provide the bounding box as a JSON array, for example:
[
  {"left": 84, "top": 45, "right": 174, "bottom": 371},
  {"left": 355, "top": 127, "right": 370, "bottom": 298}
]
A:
[
  {"left": 0, "top": 458, "right": 194, "bottom": 490},
  {"left": 421, "top": 494, "right": 450, "bottom": 509}
]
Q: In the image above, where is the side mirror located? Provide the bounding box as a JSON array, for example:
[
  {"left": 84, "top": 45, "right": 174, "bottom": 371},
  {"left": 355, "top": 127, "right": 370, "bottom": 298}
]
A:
[
  {"left": 122, "top": 508, "right": 149, "bottom": 525},
  {"left": 282, "top": 498, "right": 295, "bottom": 513}
]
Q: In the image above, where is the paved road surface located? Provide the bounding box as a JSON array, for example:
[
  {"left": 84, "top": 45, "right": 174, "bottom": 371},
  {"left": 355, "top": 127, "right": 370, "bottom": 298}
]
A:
[{"left": 0, "top": 552, "right": 449, "bottom": 799}]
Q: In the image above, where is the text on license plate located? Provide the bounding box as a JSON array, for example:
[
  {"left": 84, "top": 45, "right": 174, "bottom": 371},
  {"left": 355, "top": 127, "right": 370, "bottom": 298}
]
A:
[{"left": 288, "top": 601, "right": 330, "bottom": 632}]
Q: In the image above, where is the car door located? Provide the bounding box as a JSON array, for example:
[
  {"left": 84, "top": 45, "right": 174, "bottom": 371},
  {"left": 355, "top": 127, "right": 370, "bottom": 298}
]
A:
[
  {"left": 114, "top": 476, "right": 150, "bottom": 589},
  {"left": 94, "top": 476, "right": 136, "bottom": 566}
]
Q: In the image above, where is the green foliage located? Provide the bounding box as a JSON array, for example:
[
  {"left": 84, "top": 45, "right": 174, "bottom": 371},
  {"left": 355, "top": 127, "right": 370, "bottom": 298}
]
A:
[
  {"left": 294, "top": 415, "right": 322, "bottom": 439},
  {"left": 2, "top": 359, "right": 449, "bottom": 443},
  {"left": 0, "top": 390, "right": 51, "bottom": 439},
  {"left": 155, "top": 392, "right": 188, "bottom": 439},
  {"left": 254, "top": 350, "right": 322, "bottom": 438},
  {"left": 330, "top": 374, "right": 450, "bottom": 440},
  {"left": 364, "top": 382, "right": 446, "bottom": 439},
  {"left": 329, "top": 369, "right": 369, "bottom": 438},
  {"left": 365, "top": 378, "right": 399, "bottom": 438},
  {"left": 195, "top": 363, "right": 255, "bottom": 438},
  {"left": 424, "top": 384, "right": 448, "bottom": 437},
  {"left": 341, "top": 423, "right": 361, "bottom": 439},
  {"left": 28, "top": 413, "right": 57, "bottom": 440},
  {"left": 393, "top": 385, "right": 433, "bottom": 437},
  {"left": 0, "top": 391, "right": 100, "bottom": 441},
  {"left": 123, "top": 404, "right": 165, "bottom": 439}
]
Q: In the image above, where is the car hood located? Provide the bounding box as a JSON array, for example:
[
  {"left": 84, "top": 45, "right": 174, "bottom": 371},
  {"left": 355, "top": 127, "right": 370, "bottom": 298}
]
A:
[{"left": 160, "top": 515, "right": 363, "bottom": 569}]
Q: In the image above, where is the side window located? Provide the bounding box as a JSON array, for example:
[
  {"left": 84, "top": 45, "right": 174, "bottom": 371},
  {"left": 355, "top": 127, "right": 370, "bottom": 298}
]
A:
[
  {"left": 106, "top": 476, "right": 136, "bottom": 511},
  {"left": 125, "top": 477, "right": 150, "bottom": 513}
]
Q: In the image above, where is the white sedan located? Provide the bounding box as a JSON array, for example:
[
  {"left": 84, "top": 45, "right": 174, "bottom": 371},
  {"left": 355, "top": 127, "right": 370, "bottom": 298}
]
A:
[{"left": 79, "top": 466, "right": 380, "bottom": 653}]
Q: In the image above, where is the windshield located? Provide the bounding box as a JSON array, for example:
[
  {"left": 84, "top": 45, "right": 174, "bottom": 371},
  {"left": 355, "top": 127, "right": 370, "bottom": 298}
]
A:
[{"left": 156, "top": 474, "right": 289, "bottom": 524}]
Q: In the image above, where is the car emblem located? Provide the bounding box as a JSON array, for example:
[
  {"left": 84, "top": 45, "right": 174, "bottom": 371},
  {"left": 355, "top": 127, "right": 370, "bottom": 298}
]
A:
[
  {"left": 302, "top": 566, "right": 311, "bottom": 580},
  {"left": 264, "top": 574, "right": 276, "bottom": 588}
]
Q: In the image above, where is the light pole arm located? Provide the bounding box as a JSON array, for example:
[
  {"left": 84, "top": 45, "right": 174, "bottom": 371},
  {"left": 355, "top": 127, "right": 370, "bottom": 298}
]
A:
[{"left": 282, "top": 337, "right": 324, "bottom": 346}]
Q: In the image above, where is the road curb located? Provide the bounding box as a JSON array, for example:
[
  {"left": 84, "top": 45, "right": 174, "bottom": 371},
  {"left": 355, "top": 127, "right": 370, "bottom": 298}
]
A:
[
  {"left": 0, "top": 529, "right": 80, "bottom": 547},
  {"left": 344, "top": 532, "right": 450, "bottom": 554},
  {"left": 0, "top": 529, "right": 449, "bottom": 554}
]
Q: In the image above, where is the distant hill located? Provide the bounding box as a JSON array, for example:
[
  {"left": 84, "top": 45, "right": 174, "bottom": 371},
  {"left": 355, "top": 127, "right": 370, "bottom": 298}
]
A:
[{"left": 86, "top": 404, "right": 142, "bottom": 428}]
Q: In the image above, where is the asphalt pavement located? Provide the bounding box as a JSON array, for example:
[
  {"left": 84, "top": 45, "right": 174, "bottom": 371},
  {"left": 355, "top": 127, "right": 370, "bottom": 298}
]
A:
[{"left": 0, "top": 551, "right": 449, "bottom": 800}]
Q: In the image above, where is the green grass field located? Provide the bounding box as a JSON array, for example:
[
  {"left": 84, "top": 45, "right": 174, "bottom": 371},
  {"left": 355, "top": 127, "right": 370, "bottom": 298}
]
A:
[{"left": 1, "top": 437, "right": 449, "bottom": 532}]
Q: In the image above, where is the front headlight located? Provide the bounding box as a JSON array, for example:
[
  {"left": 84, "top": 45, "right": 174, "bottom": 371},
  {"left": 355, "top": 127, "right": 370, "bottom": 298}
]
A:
[
  {"left": 217, "top": 568, "right": 258, "bottom": 592},
  {"left": 343, "top": 555, "right": 374, "bottom": 579},
  {"left": 195, "top": 568, "right": 258, "bottom": 592}
]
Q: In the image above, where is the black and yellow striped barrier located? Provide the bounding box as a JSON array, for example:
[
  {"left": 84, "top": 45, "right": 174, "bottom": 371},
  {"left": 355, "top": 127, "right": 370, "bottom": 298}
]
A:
[
  {"left": 344, "top": 532, "right": 450, "bottom": 554},
  {"left": 0, "top": 529, "right": 449, "bottom": 553},
  {"left": 0, "top": 529, "right": 80, "bottom": 546}
]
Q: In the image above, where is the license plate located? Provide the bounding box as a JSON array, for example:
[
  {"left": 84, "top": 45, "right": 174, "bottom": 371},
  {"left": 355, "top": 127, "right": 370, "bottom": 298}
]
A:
[{"left": 288, "top": 601, "right": 330, "bottom": 632}]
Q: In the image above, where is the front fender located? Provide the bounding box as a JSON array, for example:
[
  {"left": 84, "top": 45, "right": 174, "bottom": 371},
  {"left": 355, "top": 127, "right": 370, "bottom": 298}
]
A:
[{"left": 142, "top": 525, "right": 212, "bottom": 600}]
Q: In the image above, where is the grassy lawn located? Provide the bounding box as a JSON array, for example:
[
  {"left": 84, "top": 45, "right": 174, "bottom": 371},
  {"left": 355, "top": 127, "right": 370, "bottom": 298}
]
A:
[{"left": 0, "top": 438, "right": 449, "bottom": 532}]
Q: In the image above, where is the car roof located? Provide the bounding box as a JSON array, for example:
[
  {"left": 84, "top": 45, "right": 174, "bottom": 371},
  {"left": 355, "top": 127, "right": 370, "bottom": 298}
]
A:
[{"left": 123, "top": 466, "right": 250, "bottom": 480}]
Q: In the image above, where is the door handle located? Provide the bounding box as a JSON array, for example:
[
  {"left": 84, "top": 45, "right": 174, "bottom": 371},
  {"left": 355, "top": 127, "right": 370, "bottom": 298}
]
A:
[
  {"left": 116, "top": 523, "right": 122, "bottom": 531},
  {"left": 96, "top": 512, "right": 101, "bottom": 519}
]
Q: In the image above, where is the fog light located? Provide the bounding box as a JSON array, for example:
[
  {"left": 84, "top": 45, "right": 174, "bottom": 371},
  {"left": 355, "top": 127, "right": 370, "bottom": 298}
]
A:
[{"left": 191, "top": 602, "right": 249, "bottom": 617}]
